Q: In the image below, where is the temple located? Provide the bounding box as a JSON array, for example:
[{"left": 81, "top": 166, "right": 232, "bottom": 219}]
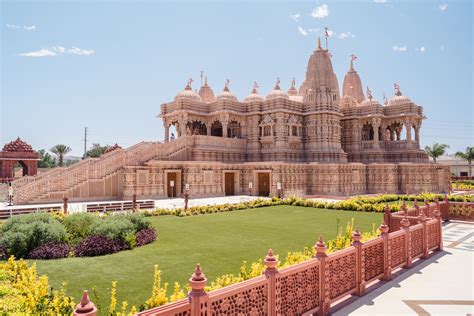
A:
[{"left": 5, "top": 40, "right": 450, "bottom": 204}]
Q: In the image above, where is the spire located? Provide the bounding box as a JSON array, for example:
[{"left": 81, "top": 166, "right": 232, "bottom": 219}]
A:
[
  {"left": 204, "top": 76, "right": 208, "bottom": 86},
  {"left": 317, "top": 36, "right": 322, "bottom": 50},
  {"left": 274, "top": 78, "right": 281, "bottom": 90},
  {"left": 223, "top": 79, "right": 230, "bottom": 92}
]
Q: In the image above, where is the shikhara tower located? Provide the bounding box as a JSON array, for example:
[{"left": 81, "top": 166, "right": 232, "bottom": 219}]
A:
[{"left": 6, "top": 39, "right": 450, "bottom": 204}]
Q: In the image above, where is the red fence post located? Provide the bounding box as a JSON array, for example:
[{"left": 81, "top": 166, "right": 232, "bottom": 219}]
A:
[
  {"left": 401, "top": 201, "right": 408, "bottom": 214},
  {"left": 443, "top": 195, "right": 450, "bottom": 222},
  {"left": 63, "top": 196, "right": 69, "bottom": 215},
  {"left": 418, "top": 210, "right": 429, "bottom": 259},
  {"left": 352, "top": 227, "right": 365, "bottom": 296},
  {"left": 314, "top": 235, "right": 330, "bottom": 316},
  {"left": 401, "top": 215, "right": 412, "bottom": 268},
  {"left": 74, "top": 290, "right": 97, "bottom": 316},
  {"left": 380, "top": 222, "right": 392, "bottom": 281},
  {"left": 424, "top": 199, "right": 431, "bottom": 218},
  {"left": 264, "top": 249, "right": 278, "bottom": 316},
  {"left": 413, "top": 199, "right": 419, "bottom": 215},
  {"left": 433, "top": 207, "right": 443, "bottom": 251},
  {"left": 384, "top": 205, "right": 392, "bottom": 232},
  {"left": 188, "top": 264, "right": 209, "bottom": 316}
]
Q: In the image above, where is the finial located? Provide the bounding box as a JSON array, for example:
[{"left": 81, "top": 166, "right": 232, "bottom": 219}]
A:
[
  {"left": 186, "top": 78, "right": 193, "bottom": 89},
  {"left": 204, "top": 76, "right": 208, "bottom": 86},
  {"left": 200, "top": 70, "right": 203, "bottom": 87},
  {"left": 352, "top": 227, "right": 362, "bottom": 242},
  {"left": 350, "top": 54, "right": 357, "bottom": 70},
  {"left": 291, "top": 78, "right": 296, "bottom": 89},
  {"left": 317, "top": 36, "right": 322, "bottom": 50},
  {"left": 314, "top": 235, "right": 327, "bottom": 257},
  {"left": 252, "top": 81, "right": 259, "bottom": 93},
  {"left": 366, "top": 86, "right": 373, "bottom": 101},
  {"left": 383, "top": 91, "right": 387, "bottom": 105},
  {"left": 274, "top": 78, "right": 281, "bottom": 89},
  {"left": 264, "top": 248, "right": 278, "bottom": 269},
  {"left": 74, "top": 291, "right": 97, "bottom": 314},
  {"left": 379, "top": 221, "right": 389, "bottom": 234},
  {"left": 394, "top": 83, "right": 402, "bottom": 96},
  {"left": 223, "top": 79, "right": 230, "bottom": 91}
]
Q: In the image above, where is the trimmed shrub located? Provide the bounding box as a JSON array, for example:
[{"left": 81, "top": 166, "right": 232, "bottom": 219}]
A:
[
  {"left": 0, "top": 213, "right": 67, "bottom": 258},
  {"left": 136, "top": 228, "right": 157, "bottom": 247},
  {"left": 28, "top": 242, "right": 70, "bottom": 260},
  {"left": 63, "top": 213, "right": 100, "bottom": 245},
  {"left": 126, "top": 213, "right": 152, "bottom": 231},
  {"left": 90, "top": 215, "right": 136, "bottom": 242},
  {"left": 74, "top": 235, "right": 128, "bottom": 257}
]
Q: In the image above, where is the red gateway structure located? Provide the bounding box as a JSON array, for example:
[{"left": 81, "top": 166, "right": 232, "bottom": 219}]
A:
[{"left": 0, "top": 138, "right": 39, "bottom": 182}]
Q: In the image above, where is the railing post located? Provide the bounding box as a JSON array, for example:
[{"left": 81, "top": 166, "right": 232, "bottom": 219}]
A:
[
  {"left": 433, "top": 207, "right": 443, "bottom": 251},
  {"left": 401, "top": 200, "right": 408, "bottom": 215},
  {"left": 352, "top": 227, "right": 365, "bottom": 296},
  {"left": 424, "top": 199, "right": 431, "bottom": 218},
  {"left": 314, "top": 235, "right": 330, "bottom": 316},
  {"left": 413, "top": 198, "right": 419, "bottom": 215},
  {"left": 443, "top": 195, "right": 450, "bottom": 222},
  {"left": 418, "top": 210, "right": 429, "bottom": 259},
  {"left": 379, "top": 222, "right": 392, "bottom": 281},
  {"left": 400, "top": 215, "right": 412, "bottom": 268},
  {"left": 264, "top": 249, "right": 278, "bottom": 316},
  {"left": 74, "top": 290, "right": 97, "bottom": 316},
  {"left": 384, "top": 205, "right": 392, "bottom": 232},
  {"left": 188, "top": 264, "right": 209, "bottom": 316}
]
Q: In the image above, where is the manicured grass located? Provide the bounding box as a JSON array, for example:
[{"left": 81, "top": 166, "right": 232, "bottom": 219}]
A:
[{"left": 33, "top": 206, "right": 382, "bottom": 310}]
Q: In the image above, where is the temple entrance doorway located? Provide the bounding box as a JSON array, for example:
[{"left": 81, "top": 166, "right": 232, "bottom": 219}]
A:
[
  {"left": 224, "top": 172, "right": 235, "bottom": 196},
  {"left": 167, "top": 172, "right": 177, "bottom": 198},
  {"left": 258, "top": 172, "right": 270, "bottom": 196}
]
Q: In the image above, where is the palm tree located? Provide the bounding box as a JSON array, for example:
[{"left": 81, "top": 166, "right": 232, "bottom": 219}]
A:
[
  {"left": 455, "top": 146, "right": 474, "bottom": 177},
  {"left": 424, "top": 143, "right": 449, "bottom": 163},
  {"left": 50, "top": 144, "right": 72, "bottom": 167}
]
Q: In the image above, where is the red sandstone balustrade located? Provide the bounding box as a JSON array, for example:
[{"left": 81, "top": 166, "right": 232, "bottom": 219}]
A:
[{"left": 79, "top": 215, "right": 443, "bottom": 316}]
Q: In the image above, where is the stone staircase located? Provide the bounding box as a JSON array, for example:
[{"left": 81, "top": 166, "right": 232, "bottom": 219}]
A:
[{"left": 11, "top": 141, "right": 166, "bottom": 204}]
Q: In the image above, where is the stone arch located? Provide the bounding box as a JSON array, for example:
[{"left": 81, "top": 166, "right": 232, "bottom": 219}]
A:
[
  {"left": 227, "top": 120, "right": 241, "bottom": 138},
  {"left": 211, "top": 121, "right": 223, "bottom": 137},
  {"left": 186, "top": 120, "right": 207, "bottom": 136}
]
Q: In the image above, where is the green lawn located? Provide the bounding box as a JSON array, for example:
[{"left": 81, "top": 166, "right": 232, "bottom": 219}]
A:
[{"left": 33, "top": 206, "right": 382, "bottom": 310}]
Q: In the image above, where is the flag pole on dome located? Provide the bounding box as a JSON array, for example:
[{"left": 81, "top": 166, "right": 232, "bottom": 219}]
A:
[
  {"left": 200, "top": 70, "right": 203, "bottom": 87},
  {"left": 325, "top": 27, "right": 329, "bottom": 50}
]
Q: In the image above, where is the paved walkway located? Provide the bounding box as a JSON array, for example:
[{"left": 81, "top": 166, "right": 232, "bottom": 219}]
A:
[{"left": 333, "top": 221, "right": 474, "bottom": 316}]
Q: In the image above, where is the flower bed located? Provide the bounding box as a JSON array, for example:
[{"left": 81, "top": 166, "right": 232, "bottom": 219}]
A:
[{"left": 0, "top": 212, "right": 157, "bottom": 260}]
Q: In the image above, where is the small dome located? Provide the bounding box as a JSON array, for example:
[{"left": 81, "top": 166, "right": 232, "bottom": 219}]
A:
[
  {"left": 105, "top": 143, "right": 122, "bottom": 154},
  {"left": 339, "top": 95, "right": 358, "bottom": 109},
  {"left": 359, "top": 98, "right": 382, "bottom": 107},
  {"left": 198, "top": 77, "right": 215, "bottom": 103},
  {"left": 2, "top": 137, "right": 34, "bottom": 152},
  {"left": 387, "top": 95, "right": 412, "bottom": 106},
  {"left": 266, "top": 79, "right": 289, "bottom": 100},
  {"left": 244, "top": 82, "right": 264, "bottom": 103},
  {"left": 174, "top": 80, "right": 202, "bottom": 102},
  {"left": 289, "top": 95, "right": 304, "bottom": 102},
  {"left": 216, "top": 81, "right": 237, "bottom": 101},
  {"left": 287, "top": 78, "right": 298, "bottom": 96}
]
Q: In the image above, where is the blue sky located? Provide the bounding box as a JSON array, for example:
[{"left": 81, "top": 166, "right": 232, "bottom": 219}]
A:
[{"left": 1, "top": 0, "right": 472, "bottom": 156}]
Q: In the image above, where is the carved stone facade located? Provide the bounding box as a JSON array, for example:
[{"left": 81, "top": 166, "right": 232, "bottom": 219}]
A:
[{"left": 9, "top": 41, "right": 450, "bottom": 204}]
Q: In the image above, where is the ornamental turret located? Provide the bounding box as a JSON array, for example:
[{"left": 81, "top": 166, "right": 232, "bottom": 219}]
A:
[{"left": 342, "top": 55, "right": 364, "bottom": 103}]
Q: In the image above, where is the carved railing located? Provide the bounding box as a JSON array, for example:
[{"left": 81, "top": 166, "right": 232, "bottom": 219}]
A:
[{"left": 124, "top": 209, "right": 443, "bottom": 316}]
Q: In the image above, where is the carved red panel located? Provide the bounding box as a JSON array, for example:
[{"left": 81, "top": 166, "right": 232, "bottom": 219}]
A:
[
  {"left": 327, "top": 252, "right": 356, "bottom": 300},
  {"left": 427, "top": 221, "right": 438, "bottom": 249},
  {"left": 410, "top": 228, "right": 423, "bottom": 258},
  {"left": 389, "top": 234, "right": 406, "bottom": 268},
  {"left": 210, "top": 283, "right": 267, "bottom": 315},
  {"left": 363, "top": 241, "right": 384, "bottom": 282},
  {"left": 276, "top": 263, "right": 319, "bottom": 315}
]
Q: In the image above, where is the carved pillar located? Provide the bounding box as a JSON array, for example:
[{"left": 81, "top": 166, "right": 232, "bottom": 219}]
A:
[
  {"left": 401, "top": 215, "right": 412, "bottom": 268},
  {"left": 314, "top": 235, "right": 330, "bottom": 316},
  {"left": 164, "top": 123, "right": 169, "bottom": 142},
  {"left": 380, "top": 222, "right": 392, "bottom": 280},
  {"left": 372, "top": 118, "right": 380, "bottom": 149},
  {"left": 414, "top": 122, "right": 420, "bottom": 146},
  {"left": 405, "top": 121, "right": 412, "bottom": 141},
  {"left": 264, "top": 249, "right": 278, "bottom": 316},
  {"left": 206, "top": 124, "right": 211, "bottom": 136},
  {"left": 352, "top": 228, "right": 366, "bottom": 296},
  {"left": 222, "top": 122, "right": 228, "bottom": 138}
]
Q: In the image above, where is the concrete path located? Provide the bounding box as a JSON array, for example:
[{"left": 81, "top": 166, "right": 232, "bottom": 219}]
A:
[{"left": 333, "top": 221, "right": 474, "bottom": 316}]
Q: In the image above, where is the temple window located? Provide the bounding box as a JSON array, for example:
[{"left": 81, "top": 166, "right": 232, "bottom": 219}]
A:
[
  {"left": 211, "top": 121, "right": 223, "bottom": 137},
  {"left": 292, "top": 125, "right": 298, "bottom": 136},
  {"left": 263, "top": 126, "right": 271, "bottom": 137},
  {"left": 227, "top": 120, "right": 241, "bottom": 138}
]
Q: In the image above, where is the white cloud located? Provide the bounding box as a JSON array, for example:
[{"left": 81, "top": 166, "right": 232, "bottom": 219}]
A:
[
  {"left": 290, "top": 14, "right": 300, "bottom": 22},
  {"left": 19, "top": 46, "right": 95, "bottom": 57},
  {"left": 338, "top": 31, "right": 355, "bottom": 39},
  {"left": 415, "top": 46, "right": 426, "bottom": 53},
  {"left": 373, "top": 0, "right": 387, "bottom": 3},
  {"left": 439, "top": 3, "right": 448, "bottom": 11},
  {"left": 24, "top": 25, "right": 36, "bottom": 31},
  {"left": 298, "top": 26, "right": 307, "bottom": 36},
  {"left": 393, "top": 45, "right": 407, "bottom": 52},
  {"left": 311, "top": 4, "right": 329, "bottom": 19},
  {"left": 6, "top": 24, "right": 21, "bottom": 29},
  {"left": 440, "top": 45, "right": 445, "bottom": 51}
]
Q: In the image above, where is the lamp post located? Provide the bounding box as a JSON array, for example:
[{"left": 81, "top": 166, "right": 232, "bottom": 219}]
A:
[
  {"left": 248, "top": 181, "right": 253, "bottom": 196},
  {"left": 7, "top": 182, "right": 13, "bottom": 206},
  {"left": 277, "top": 181, "right": 282, "bottom": 199},
  {"left": 184, "top": 183, "right": 190, "bottom": 210}
]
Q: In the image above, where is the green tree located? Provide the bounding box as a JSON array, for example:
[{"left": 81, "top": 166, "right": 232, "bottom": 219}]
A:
[
  {"left": 50, "top": 144, "right": 72, "bottom": 167},
  {"left": 37, "top": 149, "right": 56, "bottom": 168},
  {"left": 86, "top": 143, "right": 109, "bottom": 158},
  {"left": 455, "top": 146, "right": 474, "bottom": 177},
  {"left": 424, "top": 143, "right": 449, "bottom": 163}
]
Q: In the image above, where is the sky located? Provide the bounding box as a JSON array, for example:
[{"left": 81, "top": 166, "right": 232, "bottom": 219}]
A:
[{"left": 1, "top": 0, "right": 472, "bottom": 157}]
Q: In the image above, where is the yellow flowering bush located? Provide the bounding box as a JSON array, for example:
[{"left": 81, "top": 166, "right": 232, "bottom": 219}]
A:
[{"left": 0, "top": 256, "right": 74, "bottom": 314}]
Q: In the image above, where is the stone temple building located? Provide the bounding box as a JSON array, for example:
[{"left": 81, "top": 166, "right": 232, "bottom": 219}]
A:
[{"left": 7, "top": 39, "right": 450, "bottom": 204}]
